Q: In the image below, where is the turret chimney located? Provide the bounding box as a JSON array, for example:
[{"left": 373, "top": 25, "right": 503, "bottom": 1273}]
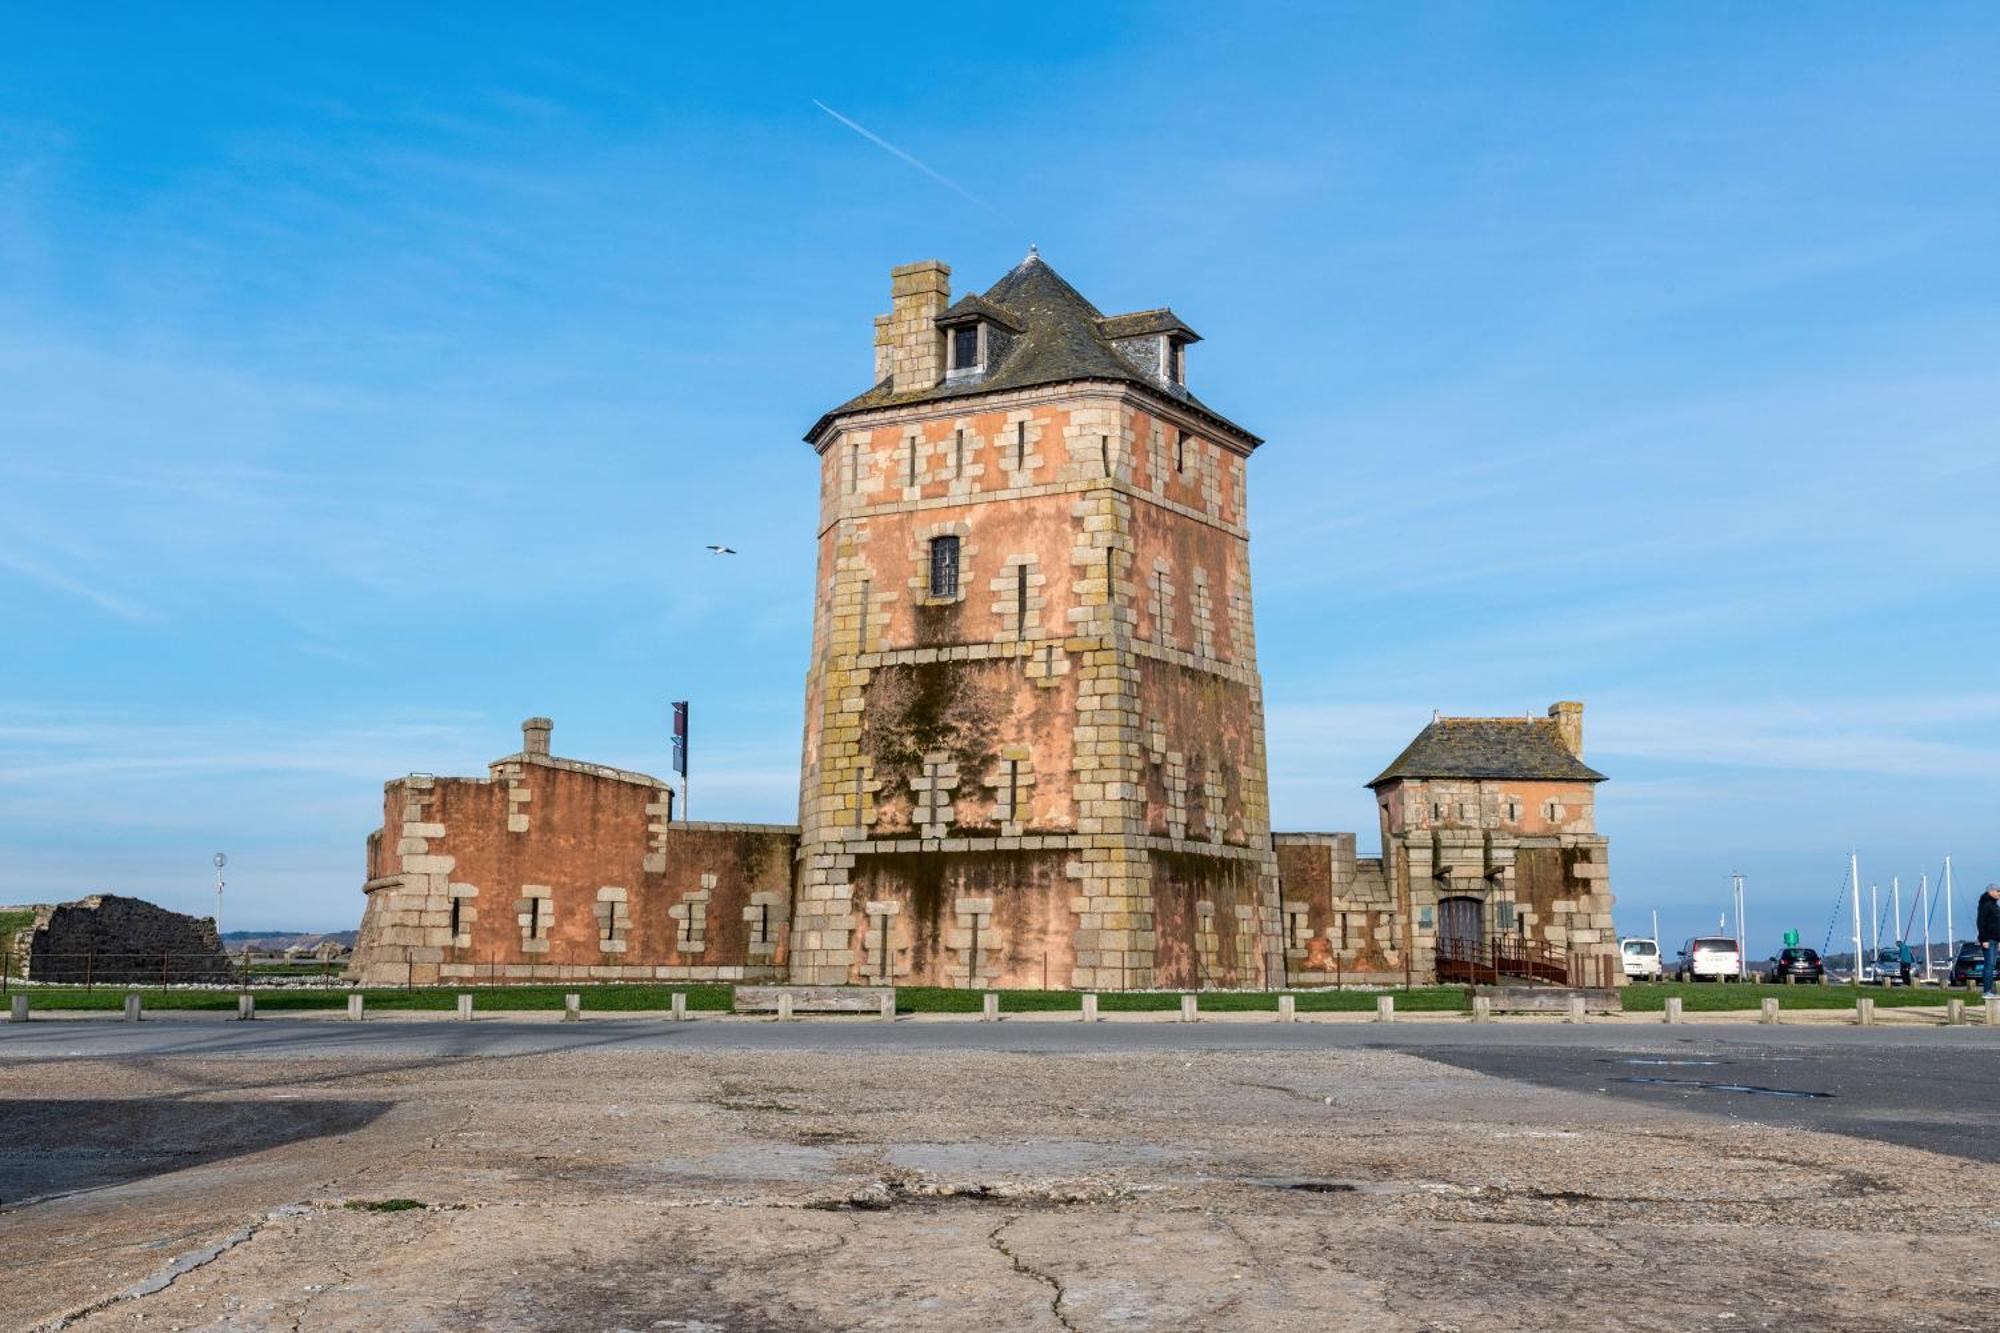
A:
[
  {"left": 521, "top": 716, "right": 553, "bottom": 757},
  {"left": 1548, "top": 701, "right": 1583, "bottom": 757},
  {"left": 875, "top": 260, "right": 950, "bottom": 392}
]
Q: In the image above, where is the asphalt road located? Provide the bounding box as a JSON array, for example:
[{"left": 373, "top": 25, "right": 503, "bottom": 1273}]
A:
[{"left": 7, "top": 1016, "right": 1998, "bottom": 1163}]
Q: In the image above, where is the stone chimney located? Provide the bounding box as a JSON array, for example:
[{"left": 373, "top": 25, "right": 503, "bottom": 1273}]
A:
[
  {"left": 521, "top": 716, "right": 553, "bottom": 757},
  {"left": 875, "top": 260, "right": 950, "bottom": 392},
  {"left": 1548, "top": 701, "right": 1583, "bottom": 757}
]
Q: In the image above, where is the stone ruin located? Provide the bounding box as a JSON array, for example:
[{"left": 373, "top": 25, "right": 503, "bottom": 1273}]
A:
[{"left": 1, "top": 894, "right": 233, "bottom": 984}]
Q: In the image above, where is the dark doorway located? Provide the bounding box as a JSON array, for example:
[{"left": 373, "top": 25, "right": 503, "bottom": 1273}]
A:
[{"left": 1438, "top": 895, "right": 1484, "bottom": 954}]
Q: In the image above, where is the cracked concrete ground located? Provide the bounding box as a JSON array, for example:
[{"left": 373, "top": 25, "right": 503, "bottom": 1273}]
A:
[{"left": 3, "top": 1029, "right": 1995, "bottom": 1331}]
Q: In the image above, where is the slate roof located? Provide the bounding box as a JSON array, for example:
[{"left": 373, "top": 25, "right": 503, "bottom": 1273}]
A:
[
  {"left": 1367, "top": 717, "right": 1607, "bottom": 788},
  {"left": 805, "top": 253, "right": 1257, "bottom": 446}
]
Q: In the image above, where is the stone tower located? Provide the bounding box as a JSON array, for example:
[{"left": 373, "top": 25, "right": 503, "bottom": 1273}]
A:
[{"left": 792, "top": 253, "right": 1284, "bottom": 991}]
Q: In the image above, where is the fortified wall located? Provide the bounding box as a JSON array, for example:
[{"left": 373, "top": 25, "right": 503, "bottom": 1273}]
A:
[{"left": 349, "top": 719, "right": 796, "bottom": 988}]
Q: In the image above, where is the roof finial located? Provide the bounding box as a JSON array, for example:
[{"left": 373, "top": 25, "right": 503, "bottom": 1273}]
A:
[{"left": 1027, "top": 243, "right": 1040, "bottom": 260}]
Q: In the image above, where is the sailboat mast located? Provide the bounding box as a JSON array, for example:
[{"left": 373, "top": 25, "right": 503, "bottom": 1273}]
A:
[
  {"left": 1850, "top": 853, "right": 1864, "bottom": 985},
  {"left": 1920, "top": 872, "right": 1933, "bottom": 982},
  {"left": 1945, "top": 856, "right": 1956, "bottom": 956},
  {"left": 1870, "top": 883, "right": 1880, "bottom": 961}
]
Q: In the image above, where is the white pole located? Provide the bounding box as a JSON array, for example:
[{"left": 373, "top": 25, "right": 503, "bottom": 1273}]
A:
[
  {"left": 1920, "top": 872, "right": 1933, "bottom": 982},
  {"left": 1944, "top": 856, "right": 1956, "bottom": 954},
  {"left": 1733, "top": 873, "right": 1747, "bottom": 980},
  {"left": 1850, "top": 853, "right": 1864, "bottom": 986},
  {"left": 1892, "top": 876, "right": 1903, "bottom": 949},
  {"left": 1869, "top": 883, "right": 1879, "bottom": 961},
  {"left": 1651, "top": 908, "right": 1659, "bottom": 944}
]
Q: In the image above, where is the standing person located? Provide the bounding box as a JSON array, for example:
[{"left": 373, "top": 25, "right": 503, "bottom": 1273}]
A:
[{"left": 1978, "top": 885, "right": 2000, "bottom": 997}]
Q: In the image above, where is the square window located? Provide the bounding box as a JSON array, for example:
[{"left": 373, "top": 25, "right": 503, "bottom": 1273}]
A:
[{"left": 929, "top": 535, "right": 960, "bottom": 597}]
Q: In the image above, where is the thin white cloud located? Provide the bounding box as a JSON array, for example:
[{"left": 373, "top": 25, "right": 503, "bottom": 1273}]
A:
[{"left": 0, "top": 549, "right": 160, "bottom": 624}]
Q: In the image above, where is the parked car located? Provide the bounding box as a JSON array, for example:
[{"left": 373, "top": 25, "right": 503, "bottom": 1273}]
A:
[
  {"left": 1676, "top": 936, "right": 1742, "bottom": 982},
  {"left": 1865, "top": 945, "right": 1913, "bottom": 987},
  {"left": 1620, "top": 937, "right": 1663, "bottom": 981},
  {"left": 1770, "top": 947, "right": 1824, "bottom": 984},
  {"left": 1949, "top": 942, "right": 1991, "bottom": 989}
]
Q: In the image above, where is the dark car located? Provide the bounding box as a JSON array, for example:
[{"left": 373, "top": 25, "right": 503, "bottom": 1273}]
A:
[
  {"left": 1949, "top": 942, "right": 1991, "bottom": 988},
  {"left": 1771, "top": 947, "right": 1825, "bottom": 983}
]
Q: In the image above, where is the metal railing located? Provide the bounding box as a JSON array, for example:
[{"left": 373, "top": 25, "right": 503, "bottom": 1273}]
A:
[
  {"left": 0, "top": 949, "right": 346, "bottom": 991},
  {"left": 1435, "top": 936, "right": 1575, "bottom": 987}
]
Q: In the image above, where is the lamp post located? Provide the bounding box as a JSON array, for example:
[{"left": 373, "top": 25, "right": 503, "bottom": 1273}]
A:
[{"left": 212, "top": 852, "right": 227, "bottom": 938}]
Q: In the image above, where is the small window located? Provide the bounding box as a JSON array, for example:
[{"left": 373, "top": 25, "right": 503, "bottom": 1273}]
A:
[
  {"left": 928, "top": 535, "right": 960, "bottom": 597},
  {"left": 449, "top": 898, "right": 462, "bottom": 937},
  {"left": 1169, "top": 338, "right": 1185, "bottom": 384},
  {"left": 1432, "top": 802, "right": 1445, "bottom": 821},
  {"left": 1175, "top": 430, "right": 1187, "bottom": 473},
  {"left": 950, "top": 324, "right": 981, "bottom": 372}
]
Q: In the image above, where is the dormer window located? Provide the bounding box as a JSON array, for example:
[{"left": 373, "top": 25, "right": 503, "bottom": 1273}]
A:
[
  {"left": 1168, "top": 337, "right": 1186, "bottom": 385},
  {"left": 948, "top": 323, "right": 984, "bottom": 377}
]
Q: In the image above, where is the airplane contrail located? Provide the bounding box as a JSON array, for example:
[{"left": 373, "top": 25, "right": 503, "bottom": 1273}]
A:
[{"left": 811, "top": 99, "right": 1003, "bottom": 218}]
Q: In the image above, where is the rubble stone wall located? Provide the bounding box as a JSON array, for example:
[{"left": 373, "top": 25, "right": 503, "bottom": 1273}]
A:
[{"left": 8, "top": 895, "right": 231, "bottom": 983}]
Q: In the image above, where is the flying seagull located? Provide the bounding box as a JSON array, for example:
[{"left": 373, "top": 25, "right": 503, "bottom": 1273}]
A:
[{"left": 706, "top": 544, "right": 737, "bottom": 555}]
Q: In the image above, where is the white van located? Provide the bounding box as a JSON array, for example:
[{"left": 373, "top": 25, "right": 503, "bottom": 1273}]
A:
[
  {"left": 1620, "top": 937, "right": 1663, "bottom": 980},
  {"left": 1676, "top": 936, "right": 1742, "bottom": 982}
]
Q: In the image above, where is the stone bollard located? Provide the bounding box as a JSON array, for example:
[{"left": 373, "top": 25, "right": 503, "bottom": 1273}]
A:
[
  {"left": 1081, "top": 993, "right": 1098, "bottom": 1023},
  {"left": 237, "top": 993, "right": 255, "bottom": 1021},
  {"left": 9, "top": 994, "right": 27, "bottom": 1023},
  {"left": 1856, "top": 997, "right": 1875, "bottom": 1027},
  {"left": 1375, "top": 996, "right": 1395, "bottom": 1024},
  {"left": 776, "top": 993, "right": 793, "bottom": 1022},
  {"left": 1180, "top": 994, "right": 1199, "bottom": 1023},
  {"left": 563, "top": 993, "right": 581, "bottom": 1022},
  {"left": 1947, "top": 999, "right": 1965, "bottom": 1026},
  {"left": 1565, "top": 996, "right": 1586, "bottom": 1024},
  {"left": 1760, "top": 997, "right": 1780, "bottom": 1025},
  {"left": 456, "top": 993, "right": 474, "bottom": 1022},
  {"left": 1278, "top": 995, "right": 1296, "bottom": 1023},
  {"left": 1471, "top": 996, "right": 1492, "bottom": 1023},
  {"left": 879, "top": 992, "right": 896, "bottom": 1021},
  {"left": 981, "top": 992, "right": 999, "bottom": 1022},
  {"left": 1985, "top": 995, "right": 1999, "bottom": 1027},
  {"left": 347, "top": 994, "right": 364, "bottom": 1021},
  {"left": 671, "top": 992, "right": 688, "bottom": 1022},
  {"left": 123, "top": 993, "right": 142, "bottom": 1022},
  {"left": 1663, "top": 997, "right": 1682, "bottom": 1025}
]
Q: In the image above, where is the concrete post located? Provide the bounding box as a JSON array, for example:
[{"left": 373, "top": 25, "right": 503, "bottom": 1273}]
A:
[
  {"left": 981, "top": 992, "right": 999, "bottom": 1022},
  {"left": 776, "top": 992, "right": 793, "bottom": 1022},
  {"left": 456, "top": 993, "right": 474, "bottom": 1021},
  {"left": 9, "top": 994, "right": 26, "bottom": 1023},
  {"left": 237, "top": 993, "right": 255, "bottom": 1021},
  {"left": 878, "top": 992, "right": 895, "bottom": 1020},
  {"left": 1081, "top": 993, "right": 1098, "bottom": 1023},
  {"left": 1375, "top": 996, "right": 1394, "bottom": 1024},
  {"left": 123, "top": 993, "right": 141, "bottom": 1022},
  {"left": 1663, "top": 997, "right": 1682, "bottom": 1024},
  {"left": 1985, "top": 995, "right": 1999, "bottom": 1027},
  {"left": 1565, "top": 996, "right": 1586, "bottom": 1024},
  {"left": 671, "top": 992, "right": 688, "bottom": 1022},
  {"left": 1471, "top": 996, "right": 1492, "bottom": 1023},
  {"left": 1759, "top": 997, "right": 1780, "bottom": 1025},
  {"left": 347, "top": 994, "right": 364, "bottom": 1021},
  {"left": 1856, "top": 997, "right": 1875, "bottom": 1026},
  {"left": 1946, "top": 999, "right": 1965, "bottom": 1026},
  {"left": 563, "top": 993, "right": 581, "bottom": 1022},
  {"left": 1180, "top": 994, "right": 1198, "bottom": 1023},
  {"left": 1277, "top": 995, "right": 1296, "bottom": 1023}
]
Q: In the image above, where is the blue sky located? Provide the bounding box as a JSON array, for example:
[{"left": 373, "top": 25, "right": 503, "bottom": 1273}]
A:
[{"left": 2, "top": 4, "right": 1995, "bottom": 951}]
